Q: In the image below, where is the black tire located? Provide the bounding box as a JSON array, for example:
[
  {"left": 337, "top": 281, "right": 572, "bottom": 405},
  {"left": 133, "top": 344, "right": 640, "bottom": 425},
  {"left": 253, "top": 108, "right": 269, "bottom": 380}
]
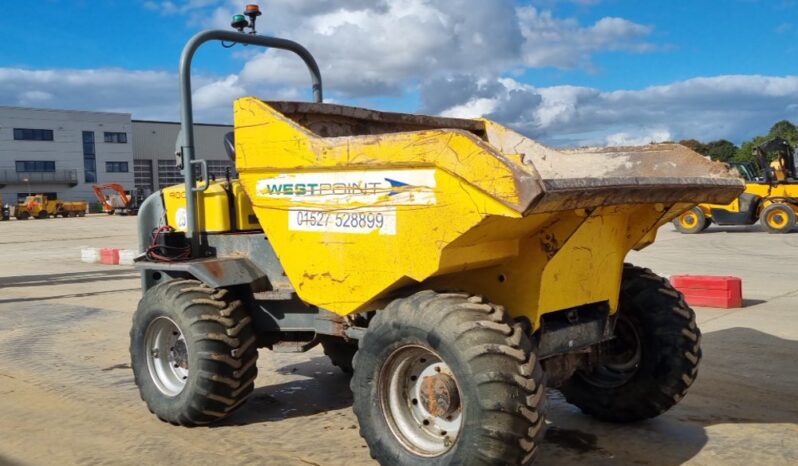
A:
[
  {"left": 352, "top": 290, "right": 545, "bottom": 465},
  {"left": 321, "top": 337, "right": 357, "bottom": 373},
  {"left": 759, "top": 203, "right": 796, "bottom": 234},
  {"left": 16, "top": 212, "right": 30, "bottom": 220},
  {"left": 130, "top": 279, "right": 258, "bottom": 425},
  {"left": 672, "top": 207, "right": 706, "bottom": 234},
  {"left": 37, "top": 211, "right": 49, "bottom": 219},
  {"left": 561, "top": 264, "right": 701, "bottom": 423}
]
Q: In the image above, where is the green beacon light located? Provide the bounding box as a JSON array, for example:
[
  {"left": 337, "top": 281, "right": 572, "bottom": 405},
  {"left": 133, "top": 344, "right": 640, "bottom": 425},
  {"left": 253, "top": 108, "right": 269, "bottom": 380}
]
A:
[{"left": 231, "top": 14, "right": 248, "bottom": 32}]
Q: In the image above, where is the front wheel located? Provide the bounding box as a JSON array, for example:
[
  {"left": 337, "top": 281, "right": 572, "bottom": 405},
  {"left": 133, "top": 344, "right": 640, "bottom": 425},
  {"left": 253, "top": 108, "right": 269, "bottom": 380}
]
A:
[
  {"left": 130, "top": 279, "right": 258, "bottom": 425},
  {"left": 672, "top": 207, "right": 707, "bottom": 234},
  {"left": 760, "top": 203, "right": 795, "bottom": 234},
  {"left": 561, "top": 264, "right": 701, "bottom": 422},
  {"left": 352, "top": 291, "right": 545, "bottom": 465}
]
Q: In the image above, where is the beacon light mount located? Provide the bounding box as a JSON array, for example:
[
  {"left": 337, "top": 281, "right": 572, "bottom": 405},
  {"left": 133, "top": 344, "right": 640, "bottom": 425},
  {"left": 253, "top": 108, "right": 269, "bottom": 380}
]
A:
[{"left": 231, "top": 4, "right": 262, "bottom": 34}]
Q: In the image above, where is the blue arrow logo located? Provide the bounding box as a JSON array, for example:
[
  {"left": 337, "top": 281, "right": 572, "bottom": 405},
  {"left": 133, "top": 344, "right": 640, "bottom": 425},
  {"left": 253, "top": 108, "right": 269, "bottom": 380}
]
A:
[{"left": 384, "top": 178, "right": 409, "bottom": 196}]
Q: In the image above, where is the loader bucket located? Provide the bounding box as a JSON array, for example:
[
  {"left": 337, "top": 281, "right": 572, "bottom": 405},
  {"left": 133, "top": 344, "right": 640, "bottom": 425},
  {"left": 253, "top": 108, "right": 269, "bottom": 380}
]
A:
[{"left": 234, "top": 98, "right": 743, "bottom": 326}]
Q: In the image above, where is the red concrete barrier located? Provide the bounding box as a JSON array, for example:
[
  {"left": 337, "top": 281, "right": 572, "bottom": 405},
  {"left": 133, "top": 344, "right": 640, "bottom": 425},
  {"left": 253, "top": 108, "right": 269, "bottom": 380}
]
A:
[
  {"left": 99, "top": 248, "right": 120, "bottom": 265},
  {"left": 670, "top": 275, "right": 742, "bottom": 309}
]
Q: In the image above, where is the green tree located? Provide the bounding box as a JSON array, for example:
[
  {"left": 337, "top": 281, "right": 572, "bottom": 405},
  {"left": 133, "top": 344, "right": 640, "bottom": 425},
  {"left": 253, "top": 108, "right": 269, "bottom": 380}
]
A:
[
  {"left": 703, "top": 139, "right": 738, "bottom": 162},
  {"left": 734, "top": 136, "right": 768, "bottom": 162},
  {"left": 769, "top": 120, "right": 798, "bottom": 145},
  {"left": 679, "top": 138, "right": 738, "bottom": 162},
  {"left": 734, "top": 120, "right": 797, "bottom": 162},
  {"left": 679, "top": 139, "right": 707, "bottom": 154}
]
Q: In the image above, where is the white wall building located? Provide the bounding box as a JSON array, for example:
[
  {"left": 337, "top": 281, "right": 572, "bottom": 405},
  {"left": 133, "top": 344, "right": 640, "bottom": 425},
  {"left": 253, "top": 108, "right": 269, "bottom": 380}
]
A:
[
  {"left": 0, "top": 106, "right": 134, "bottom": 203},
  {"left": 0, "top": 106, "right": 234, "bottom": 205}
]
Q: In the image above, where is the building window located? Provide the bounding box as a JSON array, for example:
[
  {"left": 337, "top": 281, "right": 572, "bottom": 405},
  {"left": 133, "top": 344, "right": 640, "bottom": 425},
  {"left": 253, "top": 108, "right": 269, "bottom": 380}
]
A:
[
  {"left": 15, "top": 161, "right": 56, "bottom": 172},
  {"left": 106, "top": 161, "right": 129, "bottom": 173},
  {"left": 13, "top": 128, "right": 54, "bottom": 141},
  {"left": 134, "top": 159, "right": 154, "bottom": 193},
  {"left": 104, "top": 132, "right": 128, "bottom": 143},
  {"left": 83, "top": 131, "right": 96, "bottom": 183}
]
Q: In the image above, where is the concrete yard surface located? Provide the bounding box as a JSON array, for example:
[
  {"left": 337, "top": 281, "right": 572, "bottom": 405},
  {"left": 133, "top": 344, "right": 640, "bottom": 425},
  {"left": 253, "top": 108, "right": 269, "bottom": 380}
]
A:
[{"left": 0, "top": 216, "right": 796, "bottom": 465}]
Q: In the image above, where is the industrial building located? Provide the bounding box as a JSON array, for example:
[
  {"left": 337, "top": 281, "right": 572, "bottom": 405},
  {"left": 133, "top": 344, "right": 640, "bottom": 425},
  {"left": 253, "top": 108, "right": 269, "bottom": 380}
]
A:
[{"left": 0, "top": 106, "right": 234, "bottom": 205}]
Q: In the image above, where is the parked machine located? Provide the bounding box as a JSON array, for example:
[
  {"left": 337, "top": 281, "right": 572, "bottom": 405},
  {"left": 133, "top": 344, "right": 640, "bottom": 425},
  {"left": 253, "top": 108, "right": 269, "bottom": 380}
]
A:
[
  {"left": 92, "top": 183, "right": 140, "bottom": 215},
  {"left": 674, "top": 137, "right": 798, "bottom": 234},
  {"left": 128, "top": 8, "right": 743, "bottom": 465},
  {"left": 0, "top": 195, "right": 9, "bottom": 221},
  {"left": 14, "top": 195, "right": 87, "bottom": 220}
]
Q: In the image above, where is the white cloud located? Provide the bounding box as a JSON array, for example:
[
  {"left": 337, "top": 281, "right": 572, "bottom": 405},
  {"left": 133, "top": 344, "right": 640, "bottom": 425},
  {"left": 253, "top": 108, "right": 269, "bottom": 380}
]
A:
[
  {"left": 605, "top": 129, "right": 673, "bottom": 146},
  {"left": 429, "top": 75, "right": 798, "bottom": 146},
  {"left": 212, "top": 0, "right": 657, "bottom": 98},
  {"left": 517, "top": 8, "right": 656, "bottom": 70},
  {"left": 0, "top": 67, "right": 207, "bottom": 121},
  {"left": 2, "top": 1, "right": 796, "bottom": 148},
  {"left": 193, "top": 75, "right": 245, "bottom": 110}
]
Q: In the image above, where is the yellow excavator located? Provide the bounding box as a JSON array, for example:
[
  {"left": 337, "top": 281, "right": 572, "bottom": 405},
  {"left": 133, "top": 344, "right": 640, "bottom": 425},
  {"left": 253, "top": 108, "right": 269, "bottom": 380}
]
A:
[{"left": 674, "top": 137, "right": 798, "bottom": 234}]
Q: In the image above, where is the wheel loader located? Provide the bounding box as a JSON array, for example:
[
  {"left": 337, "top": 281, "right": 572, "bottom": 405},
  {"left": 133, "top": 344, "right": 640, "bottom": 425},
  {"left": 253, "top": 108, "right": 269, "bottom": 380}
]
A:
[
  {"left": 129, "top": 7, "right": 743, "bottom": 465},
  {"left": 674, "top": 137, "right": 798, "bottom": 234}
]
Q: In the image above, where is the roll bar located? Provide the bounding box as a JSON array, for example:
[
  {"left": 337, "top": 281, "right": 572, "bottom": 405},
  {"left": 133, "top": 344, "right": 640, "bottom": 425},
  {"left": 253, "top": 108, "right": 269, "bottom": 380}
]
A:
[{"left": 178, "top": 29, "right": 323, "bottom": 257}]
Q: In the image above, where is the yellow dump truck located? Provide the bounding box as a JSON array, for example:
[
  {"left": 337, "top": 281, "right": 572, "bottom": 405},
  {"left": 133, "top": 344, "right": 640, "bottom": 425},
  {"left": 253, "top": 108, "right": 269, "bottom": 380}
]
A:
[
  {"left": 15, "top": 195, "right": 87, "bottom": 220},
  {"left": 129, "top": 15, "right": 743, "bottom": 466}
]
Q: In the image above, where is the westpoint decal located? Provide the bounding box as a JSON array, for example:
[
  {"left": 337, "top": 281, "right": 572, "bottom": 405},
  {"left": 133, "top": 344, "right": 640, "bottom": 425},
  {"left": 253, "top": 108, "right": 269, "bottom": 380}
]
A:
[{"left": 256, "top": 170, "right": 436, "bottom": 205}]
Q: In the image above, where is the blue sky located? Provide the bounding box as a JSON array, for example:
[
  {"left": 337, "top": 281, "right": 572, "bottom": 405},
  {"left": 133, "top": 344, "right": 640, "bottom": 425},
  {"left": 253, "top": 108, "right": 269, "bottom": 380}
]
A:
[{"left": 0, "top": 0, "right": 796, "bottom": 146}]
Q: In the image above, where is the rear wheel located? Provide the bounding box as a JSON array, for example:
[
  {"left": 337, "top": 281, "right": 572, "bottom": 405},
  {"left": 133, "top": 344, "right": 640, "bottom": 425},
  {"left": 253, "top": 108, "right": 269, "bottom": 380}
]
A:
[
  {"left": 672, "top": 207, "right": 707, "bottom": 234},
  {"left": 16, "top": 212, "right": 30, "bottom": 220},
  {"left": 321, "top": 337, "right": 357, "bottom": 374},
  {"left": 760, "top": 203, "right": 795, "bottom": 234},
  {"left": 352, "top": 291, "right": 545, "bottom": 465},
  {"left": 130, "top": 279, "right": 258, "bottom": 425},
  {"left": 561, "top": 264, "right": 701, "bottom": 422},
  {"left": 37, "top": 211, "right": 49, "bottom": 219}
]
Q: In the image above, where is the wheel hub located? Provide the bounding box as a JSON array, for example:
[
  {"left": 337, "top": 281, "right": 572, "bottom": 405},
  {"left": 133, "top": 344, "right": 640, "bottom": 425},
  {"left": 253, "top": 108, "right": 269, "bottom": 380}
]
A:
[
  {"left": 769, "top": 212, "right": 786, "bottom": 227},
  {"left": 379, "top": 345, "right": 463, "bottom": 457},
  {"left": 581, "top": 315, "right": 642, "bottom": 388},
  {"left": 419, "top": 372, "right": 460, "bottom": 418},
  {"left": 145, "top": 316, "right": 189, "bottom": 397}
]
